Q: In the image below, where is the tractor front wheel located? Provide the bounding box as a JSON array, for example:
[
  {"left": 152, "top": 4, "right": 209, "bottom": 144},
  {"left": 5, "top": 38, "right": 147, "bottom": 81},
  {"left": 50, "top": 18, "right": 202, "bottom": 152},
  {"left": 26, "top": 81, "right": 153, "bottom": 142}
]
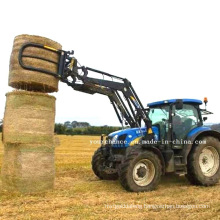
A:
[
  {"left": 186, "top": 136, "right": 220, "bottom": 186},
  {"left": 92, "top": 147, "right": 118, "bottom": 180},
  {"left": 119, "top": 150, "right": 162, "bottom": 192}
]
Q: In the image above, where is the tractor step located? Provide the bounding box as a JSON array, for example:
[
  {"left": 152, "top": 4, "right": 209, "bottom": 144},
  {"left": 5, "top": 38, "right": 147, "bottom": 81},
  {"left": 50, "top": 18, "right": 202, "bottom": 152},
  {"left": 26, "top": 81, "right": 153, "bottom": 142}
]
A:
[
  {"left": 172, "top": 145, "right": 183, "bottom": 149},
  {"left": 174, "top": 163, "right": 187, "bottom": 175},
  {"left": 174, "top": 155, "right": 187, "bottom": 174},
  {"left": 175, "top": 164, "right": 186, "bottom": 167},
  {"left": 175, "top": 171, "right": 187, "bottom": 176}
]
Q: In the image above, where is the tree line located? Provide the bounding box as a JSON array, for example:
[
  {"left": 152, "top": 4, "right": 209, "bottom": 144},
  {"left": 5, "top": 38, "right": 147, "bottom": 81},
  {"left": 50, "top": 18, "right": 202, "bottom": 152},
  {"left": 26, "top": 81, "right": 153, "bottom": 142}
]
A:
[
  {"left": 0, "top": 120, "right": 120, "bottom": 135},
  {"left": 211, "top": 123, "right": 220, "bottom": 131},
  {"left": 54, "top": 123, "right": 121, "bottom": 135},
  {"left": 1, "top": 119, "right": 220, "bottom": 135},
  {"left": 55, "top": 123, "right": 220, "bottom": 135}
]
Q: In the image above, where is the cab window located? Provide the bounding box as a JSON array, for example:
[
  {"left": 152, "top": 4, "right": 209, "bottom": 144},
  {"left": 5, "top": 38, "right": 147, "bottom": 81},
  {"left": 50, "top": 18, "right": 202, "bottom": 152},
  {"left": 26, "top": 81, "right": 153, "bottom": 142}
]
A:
[
  {"left": 149, "top": 106, "right": 169, "bottom": 124},
  {"left": 149, "top": 106, "right": 169, "bottom": 140},
  {"left": 173, "top": 104, "right": 200, "bottom": 140}
]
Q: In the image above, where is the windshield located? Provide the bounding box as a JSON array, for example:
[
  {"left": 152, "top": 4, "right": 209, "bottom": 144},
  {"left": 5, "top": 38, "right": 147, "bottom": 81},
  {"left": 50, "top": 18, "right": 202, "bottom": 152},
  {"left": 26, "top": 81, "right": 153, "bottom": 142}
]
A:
[{"left": 149, "top": 106, "right": 169, "bottom": 124}]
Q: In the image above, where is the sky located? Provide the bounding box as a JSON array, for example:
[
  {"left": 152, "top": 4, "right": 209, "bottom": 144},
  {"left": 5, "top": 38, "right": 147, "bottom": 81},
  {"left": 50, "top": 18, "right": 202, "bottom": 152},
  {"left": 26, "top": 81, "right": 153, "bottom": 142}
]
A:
[{"left": 0, "top": 0, "right": 220, "bottom": 126}]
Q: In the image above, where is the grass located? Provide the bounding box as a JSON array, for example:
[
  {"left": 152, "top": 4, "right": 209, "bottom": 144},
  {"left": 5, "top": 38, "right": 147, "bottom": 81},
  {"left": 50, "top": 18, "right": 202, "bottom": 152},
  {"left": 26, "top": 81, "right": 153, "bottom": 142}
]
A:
[{"left": 0, "top": 134, "right": 220, "bottom": 219}]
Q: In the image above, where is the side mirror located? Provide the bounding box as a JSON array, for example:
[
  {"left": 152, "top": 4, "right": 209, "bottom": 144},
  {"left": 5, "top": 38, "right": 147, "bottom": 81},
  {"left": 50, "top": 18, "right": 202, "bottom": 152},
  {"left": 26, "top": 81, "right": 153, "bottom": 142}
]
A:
[
  {"left": 203, "top": 117, "right": 208, "bottom": 122},
  {"left": 175, "top": 99, "right": 183, "bottom": 110}
]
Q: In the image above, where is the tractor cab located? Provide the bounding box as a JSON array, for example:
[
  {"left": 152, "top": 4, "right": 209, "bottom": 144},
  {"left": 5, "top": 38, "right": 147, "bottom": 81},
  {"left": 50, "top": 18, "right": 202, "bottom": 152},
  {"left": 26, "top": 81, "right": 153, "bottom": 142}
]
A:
[
  {"left": 147, "top": 99, "right": 206, "bottom": 146},
  {"left": 106, "top": 98, "right": 212, "bottom": 150}
]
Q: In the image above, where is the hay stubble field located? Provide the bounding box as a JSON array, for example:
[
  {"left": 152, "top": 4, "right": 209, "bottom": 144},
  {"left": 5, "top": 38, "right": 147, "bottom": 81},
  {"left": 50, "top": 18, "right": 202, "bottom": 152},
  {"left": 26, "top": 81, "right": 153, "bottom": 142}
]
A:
[{"left": 0, "top": 134, "right": 219, "bottom": 220}]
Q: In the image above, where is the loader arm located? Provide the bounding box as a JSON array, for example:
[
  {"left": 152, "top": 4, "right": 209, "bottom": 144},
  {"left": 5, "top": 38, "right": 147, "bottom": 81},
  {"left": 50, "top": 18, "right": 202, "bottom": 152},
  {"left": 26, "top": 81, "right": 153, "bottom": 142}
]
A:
[{"left": 18, "top": 43, "right": 154, "bottom": 140}]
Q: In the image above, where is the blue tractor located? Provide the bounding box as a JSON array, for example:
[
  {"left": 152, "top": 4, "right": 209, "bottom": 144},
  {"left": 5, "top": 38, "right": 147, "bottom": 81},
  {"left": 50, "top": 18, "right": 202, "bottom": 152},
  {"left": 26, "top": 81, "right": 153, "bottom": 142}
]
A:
[
  {"left": 92, "top": 98, "right": 220, "bottom": 191},
  {"left": 18, "top": 43, "right": 220, "bottom": 192}
]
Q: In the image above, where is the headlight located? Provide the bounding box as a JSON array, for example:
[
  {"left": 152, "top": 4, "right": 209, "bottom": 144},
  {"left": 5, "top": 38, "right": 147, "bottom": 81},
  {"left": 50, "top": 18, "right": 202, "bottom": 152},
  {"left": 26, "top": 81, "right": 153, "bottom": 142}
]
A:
[{"left": 111, "top": 135, "right": 118, "bottom": 144}]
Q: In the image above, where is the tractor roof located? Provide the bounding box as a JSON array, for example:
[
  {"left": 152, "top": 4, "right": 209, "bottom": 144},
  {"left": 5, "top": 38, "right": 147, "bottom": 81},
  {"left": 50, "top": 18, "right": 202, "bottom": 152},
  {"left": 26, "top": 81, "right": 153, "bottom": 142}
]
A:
[{"left": 147, "top": 99, "right": 203, "bottom": 108}]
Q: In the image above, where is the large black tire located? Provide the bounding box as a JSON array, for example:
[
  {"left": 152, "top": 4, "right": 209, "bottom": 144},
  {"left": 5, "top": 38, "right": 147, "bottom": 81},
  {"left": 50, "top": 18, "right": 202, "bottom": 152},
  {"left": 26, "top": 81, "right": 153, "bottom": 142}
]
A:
[
  {"left": 119, "top": 149, "right": 162, "bottom": 192},
  {"left": 186, "top": 136, "right": 220, "bottom": 186},
  {"left": 92, "top": 147, "right": 118, "bottom": 180}
]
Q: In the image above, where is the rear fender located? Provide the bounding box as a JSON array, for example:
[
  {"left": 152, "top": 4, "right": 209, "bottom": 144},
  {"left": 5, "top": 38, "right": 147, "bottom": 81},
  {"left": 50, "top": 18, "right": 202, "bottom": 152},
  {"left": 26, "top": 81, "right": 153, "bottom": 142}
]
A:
[{"left": 183, "top": 130, "right": 220, "bottom": 164}]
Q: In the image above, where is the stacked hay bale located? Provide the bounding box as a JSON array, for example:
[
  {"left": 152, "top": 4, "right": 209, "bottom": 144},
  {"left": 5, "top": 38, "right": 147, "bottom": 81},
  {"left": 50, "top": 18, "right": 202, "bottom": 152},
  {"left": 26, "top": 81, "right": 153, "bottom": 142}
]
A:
[
  {"left": 9, "top": 34, "right": 61, "bottom": 92},
  {"left": 1, "top": 34, "right": 61, "bottom": 193}
]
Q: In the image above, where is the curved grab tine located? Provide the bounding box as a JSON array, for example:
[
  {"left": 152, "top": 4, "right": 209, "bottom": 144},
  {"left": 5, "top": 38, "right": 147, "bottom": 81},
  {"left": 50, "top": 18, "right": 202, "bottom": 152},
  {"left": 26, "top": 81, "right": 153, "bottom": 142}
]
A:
[{"left": 18, "top": 42, "right": 61, "bottom": 78}]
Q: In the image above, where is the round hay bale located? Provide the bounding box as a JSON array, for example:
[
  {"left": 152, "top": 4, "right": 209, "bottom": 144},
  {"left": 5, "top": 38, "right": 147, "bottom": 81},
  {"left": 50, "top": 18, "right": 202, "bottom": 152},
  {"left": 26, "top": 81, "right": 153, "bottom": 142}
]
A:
[
  {"left": 9, "top": 34, "right": 62, "bottom": 93},
  {"left": 1, "top": 143, "right": 55, "bottom": 193},
  {"left": 3, "top": 90, "right": 56, "bottom": 145}
]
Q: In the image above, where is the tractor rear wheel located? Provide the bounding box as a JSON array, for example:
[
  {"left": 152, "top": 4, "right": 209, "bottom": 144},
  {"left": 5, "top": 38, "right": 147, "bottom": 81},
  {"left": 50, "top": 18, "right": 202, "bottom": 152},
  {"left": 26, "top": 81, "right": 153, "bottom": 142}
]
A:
[
  {"left": 92, "top": 147, "right": 118, "bottom": 180},
  {"left": 119, "top": 149, "right": 162, "bottom": 192},
  {"left": 186, "top": 136, "right": 220, "bottom": 186}
]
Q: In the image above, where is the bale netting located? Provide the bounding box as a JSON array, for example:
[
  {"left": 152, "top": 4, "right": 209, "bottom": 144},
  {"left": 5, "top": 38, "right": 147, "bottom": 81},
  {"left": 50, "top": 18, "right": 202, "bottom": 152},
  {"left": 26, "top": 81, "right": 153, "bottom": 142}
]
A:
[
  {"left": 9, "top": 34, "right": 62, "bottom": 93},
  {"left": 1, "top": 143, "right": 55, "bottom": 193},
  {"left": 3, "top": 90, "right": 56, "bottom": 145}
]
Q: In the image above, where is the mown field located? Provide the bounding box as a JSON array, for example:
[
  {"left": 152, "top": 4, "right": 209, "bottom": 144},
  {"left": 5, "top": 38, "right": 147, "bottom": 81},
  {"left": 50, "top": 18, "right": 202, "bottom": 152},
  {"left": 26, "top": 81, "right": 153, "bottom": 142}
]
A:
[{"left": 0, "top": 135, "right": 219, "bottom": 220}]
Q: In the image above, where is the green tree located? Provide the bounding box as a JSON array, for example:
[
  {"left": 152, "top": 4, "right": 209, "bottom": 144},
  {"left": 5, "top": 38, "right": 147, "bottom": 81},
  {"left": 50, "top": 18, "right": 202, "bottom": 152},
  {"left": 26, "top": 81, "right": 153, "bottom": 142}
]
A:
[
  {"left": 73, "top": 128, "right": 82, "bottom": 135},
  {"left": 54, "top": 123, "right": 66, "bottom": 134},
  {"left": 66, "top": 128, "right": 74, "bottom": 135},
  {"left": 54, "top": 122, "right": 122, "bottom": 135}
]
